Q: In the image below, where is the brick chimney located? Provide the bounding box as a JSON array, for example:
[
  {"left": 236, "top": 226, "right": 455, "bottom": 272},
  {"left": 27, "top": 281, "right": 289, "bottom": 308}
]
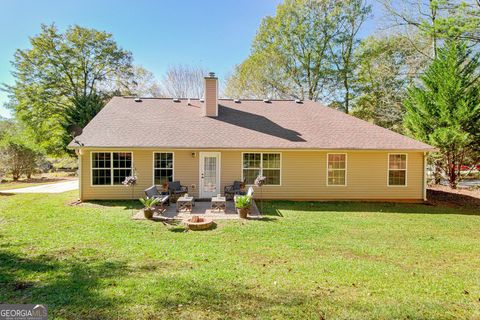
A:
[{"left": 204, "top": 72, "right": 218, "bottom": 117}]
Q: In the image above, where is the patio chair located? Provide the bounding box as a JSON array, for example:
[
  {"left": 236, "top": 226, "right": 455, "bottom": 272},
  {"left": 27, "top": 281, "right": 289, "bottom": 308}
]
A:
[
  {"left": 144, "top": 186, "right": 170, "bottom": 210},
  {"left": 168, "top": 181, "right": 188, "bottom": 202},
  {"left": 224, "top": 180, "right": 246, "bottom": 200}
]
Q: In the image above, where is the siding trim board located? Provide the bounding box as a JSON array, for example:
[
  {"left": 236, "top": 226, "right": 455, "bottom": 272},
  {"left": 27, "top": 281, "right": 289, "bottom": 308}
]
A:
[{"left": 78, "top": 152, "right": 83, "bottom": 200}]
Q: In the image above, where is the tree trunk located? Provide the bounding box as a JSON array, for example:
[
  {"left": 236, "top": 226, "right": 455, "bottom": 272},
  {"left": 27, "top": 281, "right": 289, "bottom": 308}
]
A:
[
  {"left": 12, "top": 171, "right": 20, "bottom": 181},
  {"left": 448, "top": 161, "right": 457, "bottom": 189},
  {"left": 344, "top": 76, "right": 350, "bottom": 114},
  {"left": 433, "top": 164, "right": 442, "bottom": 185}
]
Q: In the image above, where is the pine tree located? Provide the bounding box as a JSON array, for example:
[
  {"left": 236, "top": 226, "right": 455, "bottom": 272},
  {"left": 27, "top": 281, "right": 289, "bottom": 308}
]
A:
[{"left": 404, "top": 41, "right": 480, "bottom": 188}]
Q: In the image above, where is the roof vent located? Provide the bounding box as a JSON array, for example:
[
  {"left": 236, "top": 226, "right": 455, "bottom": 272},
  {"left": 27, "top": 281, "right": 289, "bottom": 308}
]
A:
[
  {"left": 295, "top": 99, "right": 303, "bottom": 104},
  {"left": 134, "top": 97, "right": 142, "bottom": 102},
  {"left": 234, "top": 99, "right": 241, "bottom": 103},
  {"left": 173, "top": 98, "right": 180, "bottom": 102},
  {"left": 263, "top": 98, "right": 271, "bottom": 103},
  {"left": 187, "top": 98, "right": 191, "bottom": 106}
]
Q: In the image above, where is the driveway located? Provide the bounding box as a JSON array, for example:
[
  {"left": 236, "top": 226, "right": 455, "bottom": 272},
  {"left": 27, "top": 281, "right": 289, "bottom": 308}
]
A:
[{"left": 0, "top": 180, "right": 78, "bottom": 194}]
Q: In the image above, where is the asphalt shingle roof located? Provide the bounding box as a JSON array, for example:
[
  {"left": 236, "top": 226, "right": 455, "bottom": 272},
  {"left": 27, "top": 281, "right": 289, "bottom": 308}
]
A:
[{"left": 69, "top": 97, "right": 434, "bottom": 151}]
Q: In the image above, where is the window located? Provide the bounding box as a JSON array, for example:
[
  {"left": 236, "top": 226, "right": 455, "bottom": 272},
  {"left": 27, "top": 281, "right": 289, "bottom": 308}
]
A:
[
  {"left": 327, "top": 154, "right": 347, "bottom": 186},
  {"left": 154, "top": 152, "right": 174, "bottom": 185},
  {"left": 388, "top": 154, "right": 407, "bottom": 186},
  {"left": 92, "top": 152, "right": 132, "bottom": 185},
  {"left": 242, "top": 153, "right": 281, "bottom": 185}
]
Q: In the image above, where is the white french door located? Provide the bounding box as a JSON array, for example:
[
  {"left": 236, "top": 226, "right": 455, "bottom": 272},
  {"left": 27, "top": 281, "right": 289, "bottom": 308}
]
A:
[{"left": 199, "top": 152, "right": 221, "bottom": 198}]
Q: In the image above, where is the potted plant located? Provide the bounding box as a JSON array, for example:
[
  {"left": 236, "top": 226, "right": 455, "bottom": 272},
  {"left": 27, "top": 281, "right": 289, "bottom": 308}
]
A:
[
  {"left": 235, "top": 195, "right": 251, "bottom": 219},
  {"left": 139, "top": 197, "right": 161, "bottom": 219}
]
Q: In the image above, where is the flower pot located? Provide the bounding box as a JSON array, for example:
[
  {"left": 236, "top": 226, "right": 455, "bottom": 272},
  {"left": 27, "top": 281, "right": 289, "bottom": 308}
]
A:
[
  {"left": 144, "top": 208, "right": 154, "bottom": 219},
  {"left": 237, "top": 207, "right": 249, "bottom": 219}
]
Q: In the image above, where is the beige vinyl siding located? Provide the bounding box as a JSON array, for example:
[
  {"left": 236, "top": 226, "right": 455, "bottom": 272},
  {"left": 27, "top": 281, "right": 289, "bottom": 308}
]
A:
[
  {"left": 79, "top": 149, "right": 424, "bottom": 201},
  {"left": 80, "top": 149, "right": 199, "bottom": 200}
]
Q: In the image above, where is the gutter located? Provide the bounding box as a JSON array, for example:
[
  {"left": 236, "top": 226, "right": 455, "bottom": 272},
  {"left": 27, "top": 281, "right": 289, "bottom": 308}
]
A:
[
  {"left": 423, "top": 152, "right": 428, "bottom": 202},
  {"left": 76, "top": 150, "right": 83, "bottom": 201},
  {"left": 67, "top": 146, "right": 437, "bottom": 152}
]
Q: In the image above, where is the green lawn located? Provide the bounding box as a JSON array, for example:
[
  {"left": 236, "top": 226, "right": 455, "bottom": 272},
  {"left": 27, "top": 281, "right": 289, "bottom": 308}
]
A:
[{"left": 0, "top": 192, "right": 479, "bottom": 319}]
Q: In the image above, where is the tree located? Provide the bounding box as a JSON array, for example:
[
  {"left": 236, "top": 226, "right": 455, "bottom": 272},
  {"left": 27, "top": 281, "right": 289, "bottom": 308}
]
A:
[
  {"left": 161, "top": 64, "right": 207, "bottom": 98},
  {"left": 0, "top": 130, "right": 44, "bottom": 180},
  {"left": 225, "top": 0, "right": 344, "bottom": 101},
  {"left": 117, "top": 65, "right": 163, "bottom": 97},
  {"left": 404, "top": 41, "right": 480, "bottom": 188},
  {"left": 351, "top": 34, "right": 429, "bottom": 132},
  {"left": 0, "top": 116, "right": 15, "bottom": 140},
  {"left": 224, "top": 56, "right": 291, "bottom": 99},
  {"left": 380, "top": 0, "right": 480, "bottom": 58},
  {"left": 4, "top": 24, "right": 133, "bottom": 155},
  {"left": 329, "top": 0, "right": 371, "bottom": 113}
]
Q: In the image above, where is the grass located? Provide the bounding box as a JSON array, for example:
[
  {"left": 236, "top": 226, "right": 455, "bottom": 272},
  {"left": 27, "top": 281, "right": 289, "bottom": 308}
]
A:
[{"left": 0, "top": 192, "right": 479, "bottom": 319}]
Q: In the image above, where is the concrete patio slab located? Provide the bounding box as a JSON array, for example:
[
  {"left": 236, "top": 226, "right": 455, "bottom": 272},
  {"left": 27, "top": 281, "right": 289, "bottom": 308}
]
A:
[{"left": 132, "top": 200, "right": 261, "bottom": 220}]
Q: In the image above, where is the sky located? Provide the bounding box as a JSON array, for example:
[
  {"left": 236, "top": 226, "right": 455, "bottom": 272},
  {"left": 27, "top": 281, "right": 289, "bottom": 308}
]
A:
[{"left": 0, "top": 0, "right": 382, "bottom": 118}]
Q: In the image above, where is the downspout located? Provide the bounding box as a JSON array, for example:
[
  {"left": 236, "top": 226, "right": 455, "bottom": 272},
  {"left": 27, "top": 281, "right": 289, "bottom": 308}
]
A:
[
  {"left": 76, "top": 149, "right": 83, "bottom": 201},
  {"left": 423, "top": 152, "right": 427, "bottom": 202}
]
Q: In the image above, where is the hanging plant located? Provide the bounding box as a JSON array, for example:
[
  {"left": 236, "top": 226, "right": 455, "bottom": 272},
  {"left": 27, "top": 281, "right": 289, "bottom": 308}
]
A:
[
  {"left": 254, "top": 176, "right": 267, "bottom": 187},
  {"left": 122, "top": 175, "right": 138, "bottom": 187}
]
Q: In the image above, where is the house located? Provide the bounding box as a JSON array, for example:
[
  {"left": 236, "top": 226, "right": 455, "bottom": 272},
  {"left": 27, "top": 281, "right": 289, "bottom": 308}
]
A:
[{"left": 69, "top": 72, "right": 434, "bottom": 202}]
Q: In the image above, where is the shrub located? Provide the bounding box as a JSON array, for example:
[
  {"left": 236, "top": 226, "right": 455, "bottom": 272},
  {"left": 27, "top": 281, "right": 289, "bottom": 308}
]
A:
[{"left": 0, "top": 135, "right": 44, "bottom": 180}]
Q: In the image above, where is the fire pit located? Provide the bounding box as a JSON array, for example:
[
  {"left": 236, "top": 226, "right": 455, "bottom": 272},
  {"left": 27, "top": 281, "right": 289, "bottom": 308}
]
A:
[{"left": 184, "top": 216, "right": 214, "bottom": 231}]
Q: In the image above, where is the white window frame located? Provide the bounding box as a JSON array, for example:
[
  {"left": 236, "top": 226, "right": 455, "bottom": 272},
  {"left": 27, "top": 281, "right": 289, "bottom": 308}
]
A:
[
  {"left": 387, "top": 153, "right": 408, "bottom": 187},
  {"left": 90, "top": 151, "right": 133, "bottom": 187},
  {"left": 152, "top": 152, "right": 175, "bottom": 186},
  {"left": 326, "top": 153, "right": 347, "bottom": 186},
  {"left": 241, "top": 152, "right": 282, "bottom": 186}
]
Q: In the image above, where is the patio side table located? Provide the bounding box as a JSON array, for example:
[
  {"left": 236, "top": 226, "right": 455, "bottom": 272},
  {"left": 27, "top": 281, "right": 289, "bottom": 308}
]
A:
[
  {"left": 176, "top": 196, "right": 194, "bottom": 213},
  {"left": 211, "top": 196, "right": 226, "bottom": 212}
]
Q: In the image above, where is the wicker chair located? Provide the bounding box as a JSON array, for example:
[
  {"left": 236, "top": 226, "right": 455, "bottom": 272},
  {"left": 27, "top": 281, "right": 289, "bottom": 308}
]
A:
[
  {"left": 168, "top": 181, "right": 188, "bottom": 202},
  {"left": 144, "top": 186, "right": 170, "bottom": 209},
  {"left": 224, "top": 180, "right": 246, "bottom": 200}
]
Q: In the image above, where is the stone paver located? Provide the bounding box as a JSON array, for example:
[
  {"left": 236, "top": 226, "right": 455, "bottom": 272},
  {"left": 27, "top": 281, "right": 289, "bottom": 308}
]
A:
[{"left": 132, "top": 200, "right": 261, "bottom": 220}]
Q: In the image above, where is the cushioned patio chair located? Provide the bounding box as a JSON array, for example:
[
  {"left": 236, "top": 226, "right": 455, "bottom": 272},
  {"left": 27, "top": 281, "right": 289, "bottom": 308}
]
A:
[
  {"left": 144, "top": 186, "right": 170, "bottom": 210},
  {"left": 168, "top": 181, "right": 188, "bottom": 202},
  {"left": 224, "top": 180, "right": 246, "bottom": 200}
]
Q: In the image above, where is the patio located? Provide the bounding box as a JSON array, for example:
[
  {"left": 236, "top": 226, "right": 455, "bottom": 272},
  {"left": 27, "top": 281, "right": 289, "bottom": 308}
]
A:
[{"left": 132, "top": 200, "right": 261, "bottom": 221}]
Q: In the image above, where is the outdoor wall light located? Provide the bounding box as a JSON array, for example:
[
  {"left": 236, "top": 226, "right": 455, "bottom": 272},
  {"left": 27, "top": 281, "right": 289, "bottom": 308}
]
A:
[{"left": 191, "top": 152, "right": 196, "bottom": 158}]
